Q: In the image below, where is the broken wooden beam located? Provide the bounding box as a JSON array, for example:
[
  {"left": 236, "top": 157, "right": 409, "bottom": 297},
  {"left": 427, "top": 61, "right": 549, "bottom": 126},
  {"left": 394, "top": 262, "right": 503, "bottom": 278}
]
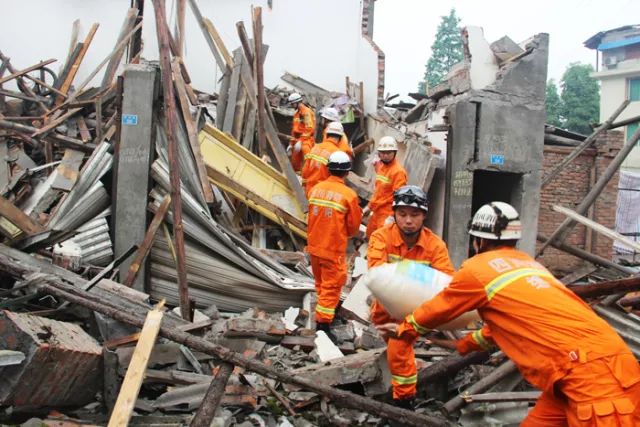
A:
[
  {"left": 443, "top": 360, "right": 519, "bottom": 414},
  {"left": 568, "top": 275, "right": 640, "bottom": 299},
  {"left": 56, "top": 23, "right": 99, "bottom": 105},
  {"left": 189, "top": 362, "right": 234, "bottom": 427},
  {"left": 418, "top": 351, "right": 490, "bottom": 387},
  {"left": 171, "top": 60, "right": 214, "bottom": 204},
  {"left": 152, "top": 0, "right": 190, "bottom": 320},
  {"left": 32, "top": 273, "right": 446, "bottom": 427},
  {"left": 253, "top": 7, "right": 268, "bottom": 157},
  {"left": 537, "top": 233, "right": 634, "bottom": 275},
  {"left": 123, "top": 194, "right": 171, "bottom": 287},
  {"left": 552, "top": 204, "right": 640, "bottom": 253},
  {"left": 462, "top": 391, "right": 541, "bottom": 403},
  {"left": 0, "top": 195, "right": 46, "bottom": 237}
]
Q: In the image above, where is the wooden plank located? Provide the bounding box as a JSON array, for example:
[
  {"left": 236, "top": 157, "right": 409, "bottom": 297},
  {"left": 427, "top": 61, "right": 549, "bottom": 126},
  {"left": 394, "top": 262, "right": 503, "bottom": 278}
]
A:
[
  {"left": 253, "top": 8, "right": 267, "bottom": 156},
  {"left": 107, "top": 303, "right": 164, "bottom": 427},
  {"left": 31, "top": 107, "right": 82, "bottom": 137},
  {"left": 123, "top": 194, "right": 171, "bottom": 287},
  {"left": 552, "top": 204, "right": 640, "bottom": 253},
  {"left": 222, "top": 49, "right": 243, "bottom": 133},
  {"left": 241, "top": 104, "right": 257, "bottom": 150},
  {"left": 171, "top": 61, "right": 214, "bottom": 204},
  {"left": 151, "top": 0, "right": 190, "bottom": 321},
  {"left": 51, "top": 149, "right": 85, "bottom": 191},
  {"left": 65, "top": 19, "right": 81, "bottom": 66},
  {"left": 101, "top": 8, "right": 138, "bottom": 90},
  {"left": 77, "top": 116, "right": 91, "bottom": 142},
  {"left": 0, "top": 58, "right": 57, "bottom": 85},
  {"left": 204, "top": 18, "right": 233, "bottom": 68},
  {"left": 176, "top": 0, "right": 186, "bottom": 57},
  {"left": 0, "top": 195, "right": 46, "bottom": 237},
  {"left": 55, "top": 23, "right": 99, "bottom": 105},
  {"left": 187, "top": 0, "right": 228, "bottom": 72}
]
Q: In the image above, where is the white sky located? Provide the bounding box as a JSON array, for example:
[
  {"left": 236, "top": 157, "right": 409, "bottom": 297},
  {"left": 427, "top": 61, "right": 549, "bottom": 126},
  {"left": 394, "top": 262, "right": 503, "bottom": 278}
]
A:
[{"left": 374, "top": 0, "right": 640, "bottom": 97}]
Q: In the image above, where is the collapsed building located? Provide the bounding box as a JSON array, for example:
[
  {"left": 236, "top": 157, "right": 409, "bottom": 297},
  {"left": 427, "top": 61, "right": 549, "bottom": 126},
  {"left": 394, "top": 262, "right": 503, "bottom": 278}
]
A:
[{"left": 0, "top": 2, "right": 638, "bottom": 427}]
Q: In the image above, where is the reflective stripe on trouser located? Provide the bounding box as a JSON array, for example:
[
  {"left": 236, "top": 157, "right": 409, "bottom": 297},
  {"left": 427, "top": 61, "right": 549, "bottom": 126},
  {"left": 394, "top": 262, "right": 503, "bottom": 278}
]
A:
[
  {"left": 310, "top": 254, "right": 347, "bottom": 324},
  {"left": 387, "top": 335, "right": 418, "bottom": 399},
  {"left": 366, "top": 209, "right": 392, "bottom": 239},
  {"left": 522, "top": 354, "right": 640, "bottom": 427}
]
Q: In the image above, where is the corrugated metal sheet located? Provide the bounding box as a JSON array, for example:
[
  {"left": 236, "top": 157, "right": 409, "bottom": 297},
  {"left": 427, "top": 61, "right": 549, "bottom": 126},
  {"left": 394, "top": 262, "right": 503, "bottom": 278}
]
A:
[
  {"left": 149, "top": 236, "right": 307, "bottom": 312},
  {"left": 49, "top": 141, "right": 112, "bottom": 229},
  {"left": 593, "top": 305, "right": 640, "bottom": 358},
  {"left": 56, "top": 214, "right": 113, "bottom": 266}
]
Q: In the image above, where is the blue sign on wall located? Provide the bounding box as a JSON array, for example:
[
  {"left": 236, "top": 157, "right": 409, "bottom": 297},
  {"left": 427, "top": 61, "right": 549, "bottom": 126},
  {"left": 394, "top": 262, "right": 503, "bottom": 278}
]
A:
[
  {"left": 490, "top": 154, "right": 505, "bottom": 165},
  {"left": 122, "top": 114, "right": 138, "bottom": 125}
]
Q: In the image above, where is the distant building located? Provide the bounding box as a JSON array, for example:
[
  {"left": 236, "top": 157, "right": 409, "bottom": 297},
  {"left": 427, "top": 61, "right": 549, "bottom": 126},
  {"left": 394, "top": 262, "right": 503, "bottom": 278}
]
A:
[
  {"left": 585, "top": 25, "right": 640, "bottom": 260},
  {"left": 585, "top": 25, "right": 640, "bottom": 170}
]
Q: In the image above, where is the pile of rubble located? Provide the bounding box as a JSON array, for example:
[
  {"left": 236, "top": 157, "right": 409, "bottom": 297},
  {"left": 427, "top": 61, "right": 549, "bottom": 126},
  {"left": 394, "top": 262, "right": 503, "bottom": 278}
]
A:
[{"left": 1, "top": 2, "right": 640, "bottom": 427}]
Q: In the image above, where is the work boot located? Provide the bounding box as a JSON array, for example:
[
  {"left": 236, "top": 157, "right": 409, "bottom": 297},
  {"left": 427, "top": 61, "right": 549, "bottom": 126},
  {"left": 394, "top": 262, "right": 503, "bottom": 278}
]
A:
[
  {"left": 392, "top": 397, "right": 415, "bottom": 411},
  {"left": 316, "top": 322, "right": 338, "bottom": 344}
]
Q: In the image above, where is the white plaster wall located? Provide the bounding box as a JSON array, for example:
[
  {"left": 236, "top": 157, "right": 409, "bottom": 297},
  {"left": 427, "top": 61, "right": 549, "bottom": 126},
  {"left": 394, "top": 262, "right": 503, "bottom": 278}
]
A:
[
  {"left": 599, "top": 76, "right": 640, "bottom": 171},
  {"left": 466, "top": 26, "right": 498, "bottom": 90},
  {"left": 1, "top": 0, "right": 381, "bottom": 113}
]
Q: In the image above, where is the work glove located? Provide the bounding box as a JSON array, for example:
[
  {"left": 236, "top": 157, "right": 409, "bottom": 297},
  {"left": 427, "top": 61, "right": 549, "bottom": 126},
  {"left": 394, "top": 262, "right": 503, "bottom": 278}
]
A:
[
  {"left": 286, "top": 145, "right": 293, "bottom": 156},
  {"left": 362, "top": 206, "right": 371, "bottom": 217},
  {"left": 293, "top": 140, "right": 302, "bottom": 153},
  {"left": 383, "top": 215, "right": 395, "bottom": 226}
]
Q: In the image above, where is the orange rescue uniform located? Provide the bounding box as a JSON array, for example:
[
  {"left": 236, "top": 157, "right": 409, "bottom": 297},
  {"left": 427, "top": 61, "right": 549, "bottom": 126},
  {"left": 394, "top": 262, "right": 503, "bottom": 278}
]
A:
[
  {"left": 366, "top": 159, "right": 407, "bottom": 238},
  {"left": 322, "top": 127, "right": 353, "bottom": 158},
  {"left": 397, "top": 246, "right": 640, "bottom": 425},
  {"left": 290, "top": 104, "right": 316, "bottom": 172},
  {"left": 307, "top": 176, "right": 362, "bottom": 324},
  {"left": 367, "top": 223, "right": 454, "bottom": 399},
  {"left": 301, "top": 138, "right": 341, "bottom": 198}
]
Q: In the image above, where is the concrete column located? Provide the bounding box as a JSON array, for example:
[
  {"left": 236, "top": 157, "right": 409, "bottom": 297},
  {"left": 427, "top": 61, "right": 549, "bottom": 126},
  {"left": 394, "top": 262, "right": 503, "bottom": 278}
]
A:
[{"left": 113, "top": 64, "right": 157, "bottom": 291}]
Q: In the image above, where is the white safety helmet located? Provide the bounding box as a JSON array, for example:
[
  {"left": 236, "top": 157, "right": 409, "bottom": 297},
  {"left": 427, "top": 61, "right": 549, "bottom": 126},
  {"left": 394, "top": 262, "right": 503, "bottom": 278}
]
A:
[
  {"left": 469, "top": 202, "right": 522, "bottom": 240},
  {"left": 327, "top": 151, "right": 352, "bottom": 172},
  {"left": 321, "top": 107, "right": 340, "bottom": 122},
  {"left": 326, "top": 121, "right": 344, "bottom": 137},
  {"left": 377, "top": 136, "right": 398, "bottom": 152},
  {"left": 287, "top": 92, "right": 303, "bottom": 104}
]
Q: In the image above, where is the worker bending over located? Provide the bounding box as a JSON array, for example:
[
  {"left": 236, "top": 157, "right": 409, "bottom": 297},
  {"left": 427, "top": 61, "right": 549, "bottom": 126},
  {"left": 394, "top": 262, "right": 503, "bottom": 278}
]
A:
[
  {"left": 306, "top": 151, "right": 362, "bottom": 342},
  {"left": 364, "top": 136, "right": 407, "bottom": 238},
  {"left": 319, "top": 107, "right": 353, "bottom": 157},
  {"left": 367, "top": 185, "right": 454, "bottom": 406},
  {"left": 301, "top": 121, "right": 344, "bottom": 197},
  {"left": 287, "top": 93, "right": 316, "bottom": 172},
  {"left": 380, "top": 201, "right": 640, "bottom": 424}
]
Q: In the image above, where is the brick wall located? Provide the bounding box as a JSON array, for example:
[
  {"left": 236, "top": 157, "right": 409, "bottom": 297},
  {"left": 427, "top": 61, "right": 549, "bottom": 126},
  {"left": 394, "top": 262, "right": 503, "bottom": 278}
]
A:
[{"left": 537, "top": 130, "right": 623, "bottom": 274}]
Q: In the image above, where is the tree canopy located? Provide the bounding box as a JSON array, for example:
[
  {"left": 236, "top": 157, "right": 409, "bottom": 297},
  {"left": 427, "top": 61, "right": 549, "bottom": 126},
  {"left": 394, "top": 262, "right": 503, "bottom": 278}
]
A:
[
  {"left": 560, "top": 63, "right": 600, "bottom": 134},
  {"left": 545, "top": 80, "right": 562, "bottom": 127},
  {"left": 418, "top": 9, "right": 463, "bottom": 94}
]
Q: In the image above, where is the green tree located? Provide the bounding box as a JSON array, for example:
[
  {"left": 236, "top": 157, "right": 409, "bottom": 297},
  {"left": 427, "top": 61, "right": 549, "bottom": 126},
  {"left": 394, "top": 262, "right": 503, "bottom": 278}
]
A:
[
  {"left": 545, "top": 79, "right": 563, "bottom": 127},
  {"left": 418, "top": 8, "right": 464, "bottom": 94},
  {"left": 560, "top": 63, "right": 600, "bottom": 134}
]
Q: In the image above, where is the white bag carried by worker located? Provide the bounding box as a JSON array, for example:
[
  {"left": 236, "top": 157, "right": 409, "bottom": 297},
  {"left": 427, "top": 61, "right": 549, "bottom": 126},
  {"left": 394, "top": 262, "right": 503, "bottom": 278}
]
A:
[{"left": 362, "top": 260, "right": 480, "bottom": 330}]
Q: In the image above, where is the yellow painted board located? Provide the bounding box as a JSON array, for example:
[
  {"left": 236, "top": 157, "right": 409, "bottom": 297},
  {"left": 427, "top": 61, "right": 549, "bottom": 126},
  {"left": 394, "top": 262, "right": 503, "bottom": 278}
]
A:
[{"left": 199, "top": 124, "right": 307, "bottom": 237}]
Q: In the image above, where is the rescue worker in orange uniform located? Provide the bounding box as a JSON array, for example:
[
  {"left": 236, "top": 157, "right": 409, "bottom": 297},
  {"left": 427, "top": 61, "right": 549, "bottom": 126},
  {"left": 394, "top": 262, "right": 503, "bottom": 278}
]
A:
[
  {"left": 301, "top": 121, "right": 344, "bottom": 197},
  {"left": 379, "top": 201, "right": 640, "bottom": 424},
  {"left": 320, "top": 107, "right": 353, "bottom": 158},
  {"left": 364, "top": 136, "right": 407, "bottom": 239},
  {"left": 367, "top": 185, "right": 454, "bottom": 406},
  {"left": 287, "top": 92, "right": 316, "bottom": 172},
  {"left": 306, "top": 151, "right": 362, "bottom": 342}
]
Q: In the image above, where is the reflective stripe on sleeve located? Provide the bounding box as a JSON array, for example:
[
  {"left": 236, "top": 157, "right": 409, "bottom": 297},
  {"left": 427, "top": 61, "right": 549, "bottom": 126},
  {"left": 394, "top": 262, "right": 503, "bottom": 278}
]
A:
[
  {"left": 472, "top": 330, "right": 492, "bottom": 351},
  {"left": 392, "top": 374, "right": 417, "bottom": 385},
  {"left": 408, "top": 314, "right": 429, "bottom": 335},
  {"left": 484, "top": 268, "right": 555, "bottom": 301}
]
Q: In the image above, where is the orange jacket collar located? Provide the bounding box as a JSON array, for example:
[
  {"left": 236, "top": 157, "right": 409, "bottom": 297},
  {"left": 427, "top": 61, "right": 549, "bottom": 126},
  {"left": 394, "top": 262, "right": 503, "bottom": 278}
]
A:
[{"left": 388, "top": 223, "right": 433, "bottom": 250}]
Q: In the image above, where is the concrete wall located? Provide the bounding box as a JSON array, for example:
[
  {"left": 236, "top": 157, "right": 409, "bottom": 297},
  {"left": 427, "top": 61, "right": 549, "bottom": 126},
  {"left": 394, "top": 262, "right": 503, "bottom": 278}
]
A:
[
  {"left": 441, "top": 33, "right": 549, "bottom": 268},
  {"left": 537, "top": 130, "right": 623, "bottom": 274},
  {"left": 1, "top": 0, "right": 382, "bottom": 113}
]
